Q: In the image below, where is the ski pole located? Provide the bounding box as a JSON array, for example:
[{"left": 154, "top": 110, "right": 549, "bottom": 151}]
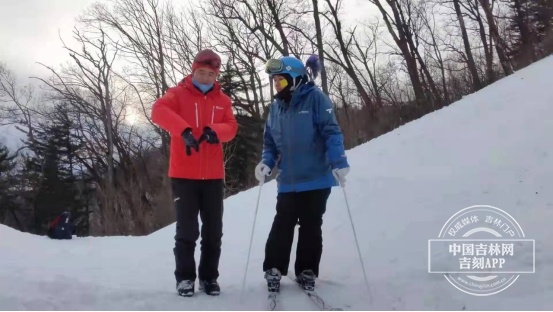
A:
[
  {"left": 341, "top": 184, "right": 372, "bottom": 305},
  {"left": 240, "top": 181, "right": 263, "bottom": 302}
]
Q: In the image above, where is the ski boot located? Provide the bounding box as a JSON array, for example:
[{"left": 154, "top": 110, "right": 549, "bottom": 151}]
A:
[
  {"left": 199, "top": 279, "right": 220, "bottom": 296},
  {"left": 176, "top": 280, "right": 194, "bottom": 297},
  {"left": 264, "top": 268, "right": 282, "bottom": 292},
  {"left": 296, "top": 269, "right": 316, "bottom": 291}
]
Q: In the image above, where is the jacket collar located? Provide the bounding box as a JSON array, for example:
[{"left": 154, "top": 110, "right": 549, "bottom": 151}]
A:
[
  {"left": 275, "top": 81, "right": 315, "bottom": 108},
  {"left": 178, "top": 74, "right": 222, "bottom": 97}
]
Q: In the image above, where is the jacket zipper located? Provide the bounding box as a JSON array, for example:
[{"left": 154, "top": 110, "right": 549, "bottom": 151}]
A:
[
  {"left": 211, "top": 106, "right": 215, "bottom": 124},
  {"left": 204, "top": 95, "right": 209, "bottom": 179},
  {"left": 290, "top": 111, "right": 296, "bottom": 191},
  {"left": 285, "top": 104, "right": 296, "bottom": 192},
  {"left": 199, "top": 99, "right": 204, "bottom": 179},
  {"left": 194, "top": 101, "right": 205, "bottom": 179},
  {"left": 195, "top": 103, "right": 199, "bottom": 127}
]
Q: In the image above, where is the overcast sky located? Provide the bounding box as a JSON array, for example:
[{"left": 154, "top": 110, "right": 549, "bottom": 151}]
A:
[
  {"left": 0, "top": 0, "right": 103, "bottom": 83},
  {"left": 0, "top": 0, "right": 103, "bottom": 148},
  {"left": 0, "top": 0, "right": 371, "bottom": 148},
  {"left": 0, "top": 0, "right": 370, "bottom": 81}
]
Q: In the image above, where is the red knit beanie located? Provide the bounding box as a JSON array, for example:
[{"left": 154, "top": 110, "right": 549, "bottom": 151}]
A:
[{"left": 192, "top": 49, "right": 221, "bottom": 75}]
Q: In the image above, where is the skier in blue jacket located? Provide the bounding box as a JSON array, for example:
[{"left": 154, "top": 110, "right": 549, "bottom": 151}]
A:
[{"left": 255, "top": 55, "right": 350, "bottom": 292}]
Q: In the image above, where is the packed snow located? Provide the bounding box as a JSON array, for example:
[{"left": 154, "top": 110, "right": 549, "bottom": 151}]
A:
[{"left": 1, "top": 56, "right": 553, "bottom": 310}]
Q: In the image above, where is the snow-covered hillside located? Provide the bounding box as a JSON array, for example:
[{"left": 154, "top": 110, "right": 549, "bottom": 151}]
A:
[{"left": 1, "top": 56, "right": 553, "bottom": 310}]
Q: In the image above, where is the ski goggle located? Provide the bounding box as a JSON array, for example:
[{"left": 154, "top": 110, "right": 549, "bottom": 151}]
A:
[
  {"left": 194, "top": 53, "right": 221, "bottom": 69},
  {"left": 264, "top": 59, "right": 284, "bottom": 74},
  {"left": 264, "top": 59, "right": 305, "bottom": 76}
]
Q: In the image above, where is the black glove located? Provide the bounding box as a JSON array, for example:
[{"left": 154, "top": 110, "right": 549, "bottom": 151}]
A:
[
  {"left": 198, "top": 127, "right": 219, "bottom": 144},
  {"left": 181, "top": 128, "right": 199, "bottom": 155}
]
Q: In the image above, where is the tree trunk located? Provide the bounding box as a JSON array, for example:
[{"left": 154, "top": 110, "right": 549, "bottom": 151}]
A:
[
  {"left": 312, "top": 0, "right": 329, "bottom": 94},
  {"left": 479, "top": 0, "right": 514, "bottom": 75},
  {"left": 512, "top": 0, "right": 537, "bottom": 66},
  {"left": 371, "top": 0, "right": 426, "bottom": 106},
  {"left": 453, "top": 0, "right": 483, "bottom": 90},
  {"left": 324, "top": 0, "right": 373, "bottom": 110}
]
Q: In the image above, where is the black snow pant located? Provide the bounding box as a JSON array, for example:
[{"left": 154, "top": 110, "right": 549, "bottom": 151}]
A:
[
  {"left": 263, "top": 188, "right": 331, "bottom": 277},
  {"left": 172, "top": 178, "right": 224, "bottom": 283}
]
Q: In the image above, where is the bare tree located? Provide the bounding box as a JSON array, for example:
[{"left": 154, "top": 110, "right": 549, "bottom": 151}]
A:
[
  {"left": 453, "top": 0, "right": 496, "bottom": 83},
  {"left": 204, "top": 0, "right": 305, "bottom": 58},
  {"left": 201, "top": 0, "right": 271, "bottom": 118},
  {"left": 0, "top": 62, "right": 38, "bottom": 149},
  {"left": 81, "top": 0, "right": 178, "bottom": 157},
  {"left": 507, "top": 0, "right": 538, "bottom": 66},
  {"left": 479, "top": 0, "right": 514, "bottom": 75},
  {"left": 311, "top": 0, "right": 329, "bottom": 94},
  {"left": 368, "top": 0, "right": 431, "bottom": 109},
  {"left": 321, "top": 0, "right": 375, "bottom": 111},
  {"left": 31, "top": 23, "right": 161, "bottom": 235},
  {"left": 452, "top": 0, "right": 483, "bottom": 90},
  {"left": 349, "top": 18, "right": 383, "bottom": 107},
  {"left": 36, "top": 27, "right": 119, "bottom": 190},
  {"left": 414, "top": 1, "right": 451, "bottom": 101}
]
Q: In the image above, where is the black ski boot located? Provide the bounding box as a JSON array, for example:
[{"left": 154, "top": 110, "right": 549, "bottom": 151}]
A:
[
  {"left": 176, "top": 280, "right": 194, "bottom": 297},
  {"left": 264, "top": 268, "right": 282, "bottom": 292},
  {"left": 199, "top": 279, "right": 220, "bottom": 296},
  {"left": 296, "top": 270, "right": 316, "bottom": 291}
]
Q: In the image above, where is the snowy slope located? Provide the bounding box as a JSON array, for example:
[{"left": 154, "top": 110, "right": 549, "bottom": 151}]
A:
[{"left": 1, "top": 56, "right": 553, "bottom": 310}]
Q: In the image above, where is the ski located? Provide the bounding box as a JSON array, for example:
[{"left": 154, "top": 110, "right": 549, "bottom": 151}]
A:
[
  {"left": 266, "top": 278, "right": 323, "bottom": 311},
  {"left": 267, "top": 292, "right": 279, "bottom": 311},
  {"left": 265, "top": 268, "right": 282, "bottom": 310},
  {"left": 287, "top": 276, "right": 344, "bottom": 311}
]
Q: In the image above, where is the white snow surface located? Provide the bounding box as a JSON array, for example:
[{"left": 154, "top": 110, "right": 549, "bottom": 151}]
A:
[{"left": 2, "top": 56, "right": 553, "bottom": 310}]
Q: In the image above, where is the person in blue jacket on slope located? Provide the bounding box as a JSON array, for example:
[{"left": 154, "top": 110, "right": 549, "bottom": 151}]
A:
[{"left": 254, "top": 55, "right": 350, "bottom": 292}]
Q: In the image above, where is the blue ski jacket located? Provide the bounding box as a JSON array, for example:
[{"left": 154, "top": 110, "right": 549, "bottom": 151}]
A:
[{"left": 261, "top": 81, "right": 349, "bottom": 193}]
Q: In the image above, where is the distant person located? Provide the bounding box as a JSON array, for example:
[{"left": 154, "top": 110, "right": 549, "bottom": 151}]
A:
[
  {"left": 47, "top": 211, "right": 74, "bottom": 240},
  {"left": 255, "top": 55, "right": 350, "bottom": 292},
  {"left": 151, "top": 49, "right": 238, "bottom": 297}
]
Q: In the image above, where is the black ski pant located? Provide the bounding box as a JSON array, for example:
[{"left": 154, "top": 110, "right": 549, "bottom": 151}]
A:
[
  {"left": 172, "top": 178, "right": 224, "bottom": 283},
  {"left": 263, "top": 188, "right": 331, "bottom": 277}
]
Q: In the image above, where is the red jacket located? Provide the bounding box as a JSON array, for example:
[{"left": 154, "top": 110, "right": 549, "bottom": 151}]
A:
[{"left": 151, "top": 75, "right": 238, "bottom": 180}]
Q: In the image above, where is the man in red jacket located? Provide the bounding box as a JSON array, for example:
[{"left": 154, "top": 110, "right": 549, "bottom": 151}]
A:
[{"left": 151, "top": 49, "right": 238, "bottom": 297}]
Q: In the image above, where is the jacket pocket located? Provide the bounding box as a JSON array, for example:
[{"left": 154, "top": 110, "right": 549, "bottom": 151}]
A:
[{"left": 210, "top": 104, "right": 226, "bottom": 124}]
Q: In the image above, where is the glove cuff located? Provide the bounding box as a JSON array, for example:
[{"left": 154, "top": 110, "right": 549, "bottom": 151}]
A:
[
  {"left": 331, "top": 158, "right": 349, "bottom": 170},
  {"left": 182, "top": 128, "right": 192, "bottom": 136}
]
